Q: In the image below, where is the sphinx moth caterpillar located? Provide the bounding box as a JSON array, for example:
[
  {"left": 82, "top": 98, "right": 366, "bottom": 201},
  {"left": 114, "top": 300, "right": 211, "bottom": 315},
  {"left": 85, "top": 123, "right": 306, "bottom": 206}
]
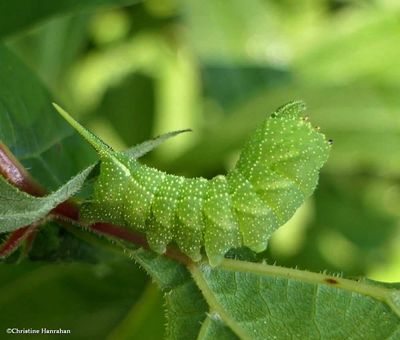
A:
[{"left": 54, "top": 101, "right": 330, "bottom": 266}]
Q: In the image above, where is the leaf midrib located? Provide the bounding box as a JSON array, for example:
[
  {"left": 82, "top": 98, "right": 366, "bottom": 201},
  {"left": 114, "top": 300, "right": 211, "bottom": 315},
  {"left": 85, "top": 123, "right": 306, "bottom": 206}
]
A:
[
  {"left": 220, "top": 259, "right": 399, "bottom": 317},
  {"left": 189, "top": 264, "right": 252, "bottom": 340},
  {"left": 189, "top": 259, "right": 400, "bottom": 340}
]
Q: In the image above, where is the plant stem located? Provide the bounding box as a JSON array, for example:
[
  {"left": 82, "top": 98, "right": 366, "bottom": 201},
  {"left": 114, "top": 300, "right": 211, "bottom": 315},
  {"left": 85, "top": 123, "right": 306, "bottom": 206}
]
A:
[
  {"left": 0, "top": 225, "right": 37, "bottom": 258},
  {"left": 0, "top": 142, "right": 44, "bottom": 196}
]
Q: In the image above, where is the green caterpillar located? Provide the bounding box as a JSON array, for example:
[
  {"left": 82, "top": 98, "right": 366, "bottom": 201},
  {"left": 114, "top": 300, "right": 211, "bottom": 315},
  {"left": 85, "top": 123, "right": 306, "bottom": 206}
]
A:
[{"left": 54, "top": 101, "right": 330, "bottom": 266}]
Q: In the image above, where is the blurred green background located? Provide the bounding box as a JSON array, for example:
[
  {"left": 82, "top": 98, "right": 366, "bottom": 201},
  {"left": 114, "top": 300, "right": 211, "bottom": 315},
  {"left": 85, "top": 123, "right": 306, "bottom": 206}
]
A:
[{"left": 1, "top": 0, "right": 400, "bottom": 338}]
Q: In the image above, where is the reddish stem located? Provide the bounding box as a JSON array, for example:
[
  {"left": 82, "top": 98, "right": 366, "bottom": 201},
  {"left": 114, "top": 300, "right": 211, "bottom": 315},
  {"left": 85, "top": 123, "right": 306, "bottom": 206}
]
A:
[
  {"left": 0, "top": 142, "right": 45, "bottom": 256},
  {"left": 53, "top": 201, "right": 80, "bottom": 221},
  {"left": 0, "top": 142, "right": 45, "bottom": 196},
  {"left": 0, "top": 142, "right": 79, "bottom": 221},
  {"left": 23, "top": 226, "right": 39, "bottom": 256},
  {"left": 49, "top": 199, "right": 150, "bottom": 249},
  {"left": 0, "top": 225, "right": 37, "bottom": 258},
  {"left": 89, "top": 222, "right": 149, "bottom": 248}
]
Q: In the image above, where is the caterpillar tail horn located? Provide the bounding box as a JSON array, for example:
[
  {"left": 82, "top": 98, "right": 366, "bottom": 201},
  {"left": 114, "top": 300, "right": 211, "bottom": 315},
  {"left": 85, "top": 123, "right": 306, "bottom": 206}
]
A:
[{"left": 52, "top": 103, "right": 112, "bottom": 155}]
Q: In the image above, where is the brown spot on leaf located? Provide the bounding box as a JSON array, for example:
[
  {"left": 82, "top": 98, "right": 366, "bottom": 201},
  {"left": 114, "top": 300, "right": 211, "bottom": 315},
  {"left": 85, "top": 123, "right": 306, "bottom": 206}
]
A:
[{"left": 324, "top": 278, "right": 338, "bottom": 284}]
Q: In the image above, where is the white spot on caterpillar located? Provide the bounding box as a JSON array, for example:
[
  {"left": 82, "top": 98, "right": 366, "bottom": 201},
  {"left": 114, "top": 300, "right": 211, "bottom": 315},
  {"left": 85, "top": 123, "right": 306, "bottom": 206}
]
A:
[{"left": 110, "top": 155, "right": 131, "bottom": 177}]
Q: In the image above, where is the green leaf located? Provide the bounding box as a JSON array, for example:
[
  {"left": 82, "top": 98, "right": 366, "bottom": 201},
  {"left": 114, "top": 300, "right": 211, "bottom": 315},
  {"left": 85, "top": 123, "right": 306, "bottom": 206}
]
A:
[
  {"left": 95, "top": 72, "right": 157, "bottom": 148},
  {"left": 0, "top": 0, "right": 141, "bottom": 39},
  {"left": 107, "top": 282, "right": 165, "bottom": 340},
  {"left": 133, "top": 249, "right": 209, "bottom": 339},
  {"left": 0, "top": 259, "right": 151, "bottom": 340},
  {"left": 197, "top": 316, "right": 239, "bottom": 340},
  {"left": 0, "top": 43, "right": 103, "bottom": 263},
  {"left": 134, "top": 248, "right": 400, "bottom": 339},
  {"left": 0, "top": 44, "right": 96, "bottom": 189},
  {"left": 0, "top": 165, "right": 94, "bottom": 233},
  {"left": 8, "top": 12, "right": 92, "bottom": 89},
  {"left": 191, "top": 260, "right": 400, "bottom": 339}
]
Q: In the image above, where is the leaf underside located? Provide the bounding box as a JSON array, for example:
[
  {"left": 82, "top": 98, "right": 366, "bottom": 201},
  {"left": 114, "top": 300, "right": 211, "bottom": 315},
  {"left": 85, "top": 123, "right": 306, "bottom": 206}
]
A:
[
  {"left": 0, "top": 165, "right": 94, "bottom": 233},
  {"left": 134, "top": 249, "right": 400, "bottom": 340}
]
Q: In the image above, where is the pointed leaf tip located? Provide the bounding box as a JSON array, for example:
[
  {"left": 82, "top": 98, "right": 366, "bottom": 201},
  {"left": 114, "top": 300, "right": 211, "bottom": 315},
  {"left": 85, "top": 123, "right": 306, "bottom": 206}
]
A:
[{"left": 124, "top": 129, "right": 193, "bottom": 159}]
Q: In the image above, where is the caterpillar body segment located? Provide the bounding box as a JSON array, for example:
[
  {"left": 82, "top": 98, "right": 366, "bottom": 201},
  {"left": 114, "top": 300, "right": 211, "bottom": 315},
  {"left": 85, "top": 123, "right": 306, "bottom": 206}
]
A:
[
  {"left": 173, "top": 178, "right": 207, "bottom": 261},
  {"left": 203, "top": 175, "right": 241, "bottom": 266},
  {"left": 147, "top": 174, "right": 184, "bottom": 254},
  {"left": 54, "top": 101, "right": 330, "bottom": 266},
  {"left": 234, "top": 101, "right": 328, "bottom": 224},
  {"left": 227, "top": 168, "right": 276, "bottom": 253}
]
